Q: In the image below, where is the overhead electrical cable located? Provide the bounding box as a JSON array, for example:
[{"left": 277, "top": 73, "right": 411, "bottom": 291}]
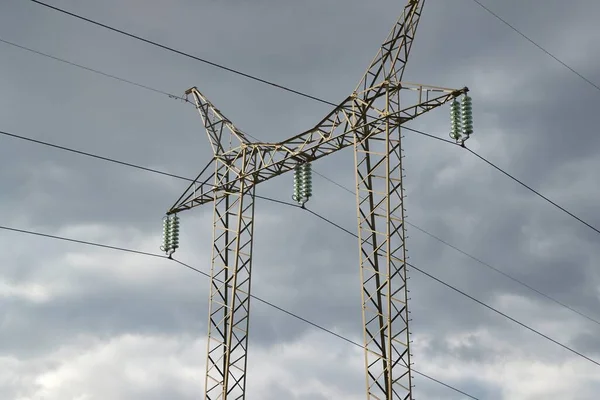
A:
[
  {"left": 470, "top": 0, "right": 600, "bottom": 92},
  {"left": 2, "top": 126, "right": 599, "bottom": 327},
  {"left": 264, "top": 207, "right": 600, "bottom": 368},
  {"left": 408, "top": 260, "right": 600, "bottom": 367},
  {"left": 13, "top": 0, "right": 600, "bottom": 391},
  {"left": 6, "top": 9, "right": 599, "bottom": 234},
  {"left": 464, "top": 146, "right": 600, "bottom": 235},
  {"left": 407, "top": 223, "right": 600, "bottom": 327},
  {"left": 0, "top": 129, "right": 191, "bottom": 181},
  {"left": 402, "top": 126, "right": 600, "bottom": 236},
  {"left": 246, "top": 201, "right": 600, "bottom": 368},
  {"left": 18, "top": 4, "right": 600, "bottom": 235},
  {"left": 0, "top": 222, "right": 478, "bottom": 400},
  {"left": 33, "top": 0, "right": 595, "bottom": 103},
  {"left": 28, "top": 0, "right": 337, "bottom": 107},
  {"left": 309, "top": 166, "right": 600, "bottom": 328},
  {"left": 3, "top": 207, "right": 600, "bottom": 368},
  {"left": 0, "top": 36, "right": 188, "bottom": 103},
  {"left": 0, "top": 224, "right": 162, "bottom": 258}
]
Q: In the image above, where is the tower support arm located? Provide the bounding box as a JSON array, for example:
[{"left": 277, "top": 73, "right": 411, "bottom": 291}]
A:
[{"left": 169, "top": 84, "right": 466, "bottom": 214}]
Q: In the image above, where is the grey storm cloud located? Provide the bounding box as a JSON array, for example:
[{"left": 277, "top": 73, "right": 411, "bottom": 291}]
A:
[{"left": 1, "top": 0, "right": 600, "bottom": 398}]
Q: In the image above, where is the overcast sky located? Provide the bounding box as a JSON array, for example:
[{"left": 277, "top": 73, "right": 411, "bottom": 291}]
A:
[{"left": 1, "top": 0, "right": 600, "bottom": 399}]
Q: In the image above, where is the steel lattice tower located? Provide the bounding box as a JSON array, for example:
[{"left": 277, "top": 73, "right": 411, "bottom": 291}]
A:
[{"left": 164, "top": 1, "right": 470, "bottom": 398}]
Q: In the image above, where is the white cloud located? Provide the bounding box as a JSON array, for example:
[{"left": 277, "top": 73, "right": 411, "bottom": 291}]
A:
[
  {"left": 19, "top": 334, "right": 203, "bottom": 400},
  {"left": 0, "top": 280, "right": 55, "bottom": 303},
  {"left": 416, "top": 328, "right": 600, "bottom": 399},
  {"left": 2, "top": 330, "right": 367, "bottom": 400}
]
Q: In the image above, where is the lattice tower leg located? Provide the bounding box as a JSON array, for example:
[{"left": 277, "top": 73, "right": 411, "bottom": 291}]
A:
[
  {"left": 353, "top": 86, "right": 412, "bottom": 400},
  {"left": 204, "top": 159, "right": 255, "bottom": 400}
]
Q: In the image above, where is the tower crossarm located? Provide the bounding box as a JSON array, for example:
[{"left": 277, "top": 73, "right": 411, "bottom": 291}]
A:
[
  {"left": 245, "top": 84, "right": 465, "bottom": 183},
  {"left": 168, "top": 83, "right": 467, "bottom": 214}
]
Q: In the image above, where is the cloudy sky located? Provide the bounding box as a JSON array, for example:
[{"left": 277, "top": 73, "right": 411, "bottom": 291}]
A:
[{"left": 1, "top": 0, "right": 600, "bottom": 399}]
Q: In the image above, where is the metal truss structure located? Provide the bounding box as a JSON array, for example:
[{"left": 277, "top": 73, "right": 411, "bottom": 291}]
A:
[{"left": 166, "top": 1, "right": 468, "bottom": 398}]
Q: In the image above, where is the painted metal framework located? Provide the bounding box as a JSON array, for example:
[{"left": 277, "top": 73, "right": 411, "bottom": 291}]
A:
[{"left": 167, "top": 1, "right": 468, "bottom": 398}]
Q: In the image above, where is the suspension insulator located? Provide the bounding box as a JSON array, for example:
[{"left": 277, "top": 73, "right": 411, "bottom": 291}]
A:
[
  {"left": 161, "top": 216, "right": 171, "bottom": 253},
  {"left": 449, "top": 99, "right": 462, "bottom": 140},
  {"left": 161, "top": 214, "right": 180, "bottom": 255},
  {"left": 301, "top": 163, "right": 312, "bottom": 199},
  {"left": 293, "top": 165, "right": 303, "bottom": 203},
  {"left": 292, "top": 162, "right": 313, "bottom": 206},
  {"left": 461, "top": 95, "right": 473, "bottom": 136},
  {"left": 170, "top": 214, "right": 180, "bottom": 251}
]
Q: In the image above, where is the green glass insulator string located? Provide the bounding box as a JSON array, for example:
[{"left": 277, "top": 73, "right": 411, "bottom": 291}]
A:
[
  {"left": 292, "top": 162, "right": 313, "bottom": 207},
  {"left": 161, "top": 214, "right": 180, "bottom": 255}
]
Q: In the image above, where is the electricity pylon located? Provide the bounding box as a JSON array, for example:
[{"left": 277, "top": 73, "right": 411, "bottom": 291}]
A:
[{"left": 164, "top": 1, "right": 471, "bottom": 398}]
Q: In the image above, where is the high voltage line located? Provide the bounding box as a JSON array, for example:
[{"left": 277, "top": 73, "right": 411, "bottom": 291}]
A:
[
  {"left": 310, "top": 165, "right": 600, "bottom": 328},
  {"left": 2, "top": 199, "right": 600, "bottom": 370},
  {"left": 0, "top": 41, "right": 480, "bottom": 398},
  {"left": 5, "top": 9, "right": 600, "bottom": 236},
  {"left": 404, "top": 126, "right": 600, "bottom": 235},
  {"left": 2, "top": 126, "right": 600, "bottom": 328},
  {"left": 470, "top": 0, "right": 600, "bottom": 93},
  {"left": 2, "top": 31, "right": 600, "bottom": 320},
  {"left": 0, "top": 223, "right": 480, "bottom": 399},
  {"left": 28, "top": 0, "right": 336, "bottom": 107},
  {"left": 6, "top": 1, "right": 600, "bottom": 395},
  {"left": 2, "top": 131, "right": 599, "bottom": 368},
  {"left": 3, "top": 33, "right": 600, "bottom": 391},
  {"left": 0, "top": 37, "right": 188, "bottom": 102},
  {"left": 29, "top": 0, "right": 600, "bottom": 97}
]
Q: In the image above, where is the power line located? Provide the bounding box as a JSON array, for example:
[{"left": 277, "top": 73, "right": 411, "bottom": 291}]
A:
[
  {"left": 3, "top": 198, "right": 600, "bottom": 368},
  {"left": 31, "top": 0, "right": 600, "bottom": 103},
  {"left": 12, "top": 5, "right": 600, "bottom": 235},
  {"left": 0, "top": 223, "right": 478, "bottom": 400},
  {"left": 407, "top": 223, "right": 600, "bottom": 327},
  {"left": 28, "top": 0, "right": 337, "bottom": 107},
  {"left": 0, "top": 37, "right": 188, "bottom": 103},
  {"left": 470, "top": 0, "right": 600, "bottom": 93},
  {"left": 0, "top": 224, "right": 162, "bottom": 259},
  {"left": 258, "top": 203, "right": 600, "bottom": 368},
  {"left": 310, "top": 162, "right": 600, "bottom": 328},
  {"left": 408, "top": 260, "right": 600, "bottom": 367},
  {"left": 464, "top": 146, "right": 600, "bottom": 235},
  {"left": 403, "top": 126, "right": 457, "bottom": 146},
  {"left": 312, "top": 170, "right": 355, "bottom": 195},
  {"left": 0, "top": 37, "right": 323, "bottom": 180},
  {"left": 4, "top": 126, "right": 599, "bottom": 328},
  {"left": 15, "top": 0, "right": 600, "bottom": 341},
  {"left": 5, "top": 34, "right": 596, "bottom": 302},
  {"left": 0, "top": 129, "right": 192, "bottom": 182},
  {"left": 1, "top": 127, "right": 597, "bottom": 365},
  {"left": 169, "top": 258, "right": 477, "bottom": 399},
  {"left": 403, "top": 126, "right": 600, "bottom": 236},
  {"left": 13, "top": 0, "right": 600, "bottom": 386},
  {"left": 25, "top": 0, "right": 600, "bottom": 236}
]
